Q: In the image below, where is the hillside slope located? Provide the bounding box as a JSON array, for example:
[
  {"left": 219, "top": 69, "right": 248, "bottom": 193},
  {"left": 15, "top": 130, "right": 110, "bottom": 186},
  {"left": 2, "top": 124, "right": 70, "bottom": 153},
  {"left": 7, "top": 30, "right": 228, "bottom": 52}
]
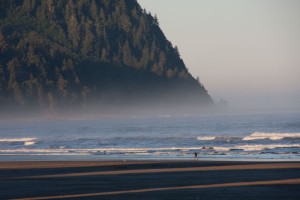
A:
[{"left": 0, "top": 0, "right": 213, "bottom": 112}]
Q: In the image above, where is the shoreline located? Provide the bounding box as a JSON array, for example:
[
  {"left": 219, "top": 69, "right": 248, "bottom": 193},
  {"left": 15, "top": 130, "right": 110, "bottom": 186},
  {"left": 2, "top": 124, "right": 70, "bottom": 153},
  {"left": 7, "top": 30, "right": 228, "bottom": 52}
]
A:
[
  {"left": 1, "top": 160, "right": 300, "bottom": 199},
  {"left": 1, "top": 155, "right": 300, "bottom": 163}
]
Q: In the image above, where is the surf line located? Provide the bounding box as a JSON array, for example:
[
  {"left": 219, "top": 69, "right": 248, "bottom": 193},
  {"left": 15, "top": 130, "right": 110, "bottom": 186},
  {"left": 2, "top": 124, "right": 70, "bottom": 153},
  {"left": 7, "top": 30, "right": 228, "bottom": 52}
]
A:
[{"left": 14, "top": 178, "right": 300, "bottom": 200}]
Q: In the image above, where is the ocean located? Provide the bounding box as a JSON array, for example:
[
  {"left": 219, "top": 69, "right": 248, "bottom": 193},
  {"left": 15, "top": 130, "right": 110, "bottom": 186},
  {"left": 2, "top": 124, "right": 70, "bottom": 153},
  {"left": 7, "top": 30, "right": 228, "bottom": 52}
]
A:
[{"left": 0, "top": 111, "right": 300, "bottom": 161}]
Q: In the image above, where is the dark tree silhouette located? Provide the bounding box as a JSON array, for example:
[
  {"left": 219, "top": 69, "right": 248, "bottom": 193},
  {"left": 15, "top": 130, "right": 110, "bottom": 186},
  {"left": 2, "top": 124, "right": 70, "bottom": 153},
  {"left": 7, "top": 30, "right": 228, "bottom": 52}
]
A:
[{"left": 0, "top": 0, "right": 213, "bottom": 110}]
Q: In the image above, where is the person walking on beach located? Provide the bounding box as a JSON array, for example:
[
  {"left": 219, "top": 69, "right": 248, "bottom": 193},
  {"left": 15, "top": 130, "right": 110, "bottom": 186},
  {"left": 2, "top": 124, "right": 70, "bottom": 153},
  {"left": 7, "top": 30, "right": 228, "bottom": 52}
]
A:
[{"left": 194, "top": 152, "right": 198, "bottom": 160}]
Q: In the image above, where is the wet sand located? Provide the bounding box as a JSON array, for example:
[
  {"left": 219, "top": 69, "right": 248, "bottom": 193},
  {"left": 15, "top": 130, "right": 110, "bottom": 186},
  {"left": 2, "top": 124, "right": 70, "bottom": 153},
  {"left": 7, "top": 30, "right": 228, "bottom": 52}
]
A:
[{"left": 1, "top": 160, "right": 300, "bottom": 199}]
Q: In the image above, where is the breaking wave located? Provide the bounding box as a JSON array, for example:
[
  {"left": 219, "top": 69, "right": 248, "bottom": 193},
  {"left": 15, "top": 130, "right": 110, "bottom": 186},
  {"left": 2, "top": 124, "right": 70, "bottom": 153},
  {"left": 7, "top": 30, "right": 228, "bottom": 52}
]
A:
[
  {"left": 0, "top": 137, "right": 36, "bottom": 145},
  {"left": 242, "top": 132, "right": 300, "bottom": 141},
  {"left": 0, "top": 133, "right": 299, "bottom": 159},
  {"left": 197, "top": 132, "right": 300, "bottom": 142},
  {"left": 197, "top": 136, "right": 216, "bottom": 141},
  {"left": 1, "top": 144, "right": 299, "bottom": 156},
  {"left": 0, "top": 138, "right": 36, "bottom": 142},
  {"left": 214, "top": 144, "right": 300, "bottom": 152}
]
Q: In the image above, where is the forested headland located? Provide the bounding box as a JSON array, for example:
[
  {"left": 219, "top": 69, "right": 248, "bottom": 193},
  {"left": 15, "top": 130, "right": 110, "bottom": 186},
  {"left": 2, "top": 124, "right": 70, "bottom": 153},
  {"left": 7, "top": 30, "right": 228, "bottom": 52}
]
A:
[{"left": 0, "top": 0, "right": 213, "bottom": 113}]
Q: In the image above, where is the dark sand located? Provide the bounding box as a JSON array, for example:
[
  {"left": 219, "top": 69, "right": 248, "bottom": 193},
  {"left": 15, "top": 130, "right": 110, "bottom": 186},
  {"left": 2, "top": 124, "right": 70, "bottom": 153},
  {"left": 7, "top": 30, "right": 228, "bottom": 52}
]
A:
[{"left": 0, "top": 161, "right": 300, "bottom": 200}]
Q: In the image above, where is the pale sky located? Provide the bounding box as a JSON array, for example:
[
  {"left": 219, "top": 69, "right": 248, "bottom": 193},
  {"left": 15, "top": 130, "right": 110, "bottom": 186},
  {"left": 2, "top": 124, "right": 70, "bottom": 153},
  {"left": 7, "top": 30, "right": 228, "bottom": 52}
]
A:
[{"left": 138, "top": 0, "right": 300, "bottom": 110}]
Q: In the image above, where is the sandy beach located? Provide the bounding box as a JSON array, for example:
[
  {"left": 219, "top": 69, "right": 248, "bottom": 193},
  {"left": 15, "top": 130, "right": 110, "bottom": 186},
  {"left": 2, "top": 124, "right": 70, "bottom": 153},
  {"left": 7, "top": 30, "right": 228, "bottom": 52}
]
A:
[{"left": 0, "top": 160, "right": 300, "bottom": 199}]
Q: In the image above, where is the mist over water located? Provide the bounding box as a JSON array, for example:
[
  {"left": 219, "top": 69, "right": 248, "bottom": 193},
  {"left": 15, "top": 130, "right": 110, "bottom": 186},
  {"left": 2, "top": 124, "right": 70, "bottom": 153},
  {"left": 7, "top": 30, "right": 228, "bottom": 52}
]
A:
[
  {"left": 1, "top": 110, "right": 300, "bottom": 161},
  {"left": 139, "top": 0, "right": 300, "bottom": 110},
  {"left": 1, "top": 0, "right": 299, "bottom": 162}
]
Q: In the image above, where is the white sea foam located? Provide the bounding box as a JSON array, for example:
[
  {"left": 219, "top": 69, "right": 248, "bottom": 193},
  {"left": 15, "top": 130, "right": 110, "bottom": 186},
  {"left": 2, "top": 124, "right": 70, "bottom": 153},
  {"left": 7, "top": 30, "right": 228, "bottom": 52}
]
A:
[
  {"left": 24, "top": 141, "right": 36, "bottom": 146},
  {"left": 0, "top": 147, "right": 204, "bottom": 154},
  {"left": 0, "top": 137, "right": 36, "bottom": 146},
  {"left": 0, "top": 143, "right": 299, "bottom": 156},
  {"left": 197, "top": 136, "right": 240, "bottom": 142},
  {"left": 0, "top": 138, "right": 37, "bottom": 142},
  {"left": 197, "top": 136, "right": 216, "bottom": 141},
  {"left": 242, "top": 132, "right": 300, "bottom": 141},
  {"left": 0, "top": 149, "right": 69, "bottom": 153},
  {"left": 197, "top": 132, "right": 300, "bottom": 142},
  {"left": 214, "top": 144, "right": 300, "bottom": 152}
]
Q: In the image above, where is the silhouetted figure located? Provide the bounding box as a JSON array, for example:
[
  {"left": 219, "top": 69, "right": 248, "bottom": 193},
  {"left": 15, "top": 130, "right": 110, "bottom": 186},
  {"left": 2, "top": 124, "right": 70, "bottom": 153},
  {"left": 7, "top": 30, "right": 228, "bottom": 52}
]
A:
[{"left": 194, "top": 152, "right": 198, "bottom": 160}]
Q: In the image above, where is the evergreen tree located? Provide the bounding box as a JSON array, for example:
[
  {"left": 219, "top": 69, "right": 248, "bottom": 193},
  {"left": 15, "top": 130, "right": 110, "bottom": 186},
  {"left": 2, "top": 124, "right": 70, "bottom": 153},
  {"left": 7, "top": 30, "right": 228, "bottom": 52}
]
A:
[{"left": 0, "top": 0, "right": 213, "bottom": 109}]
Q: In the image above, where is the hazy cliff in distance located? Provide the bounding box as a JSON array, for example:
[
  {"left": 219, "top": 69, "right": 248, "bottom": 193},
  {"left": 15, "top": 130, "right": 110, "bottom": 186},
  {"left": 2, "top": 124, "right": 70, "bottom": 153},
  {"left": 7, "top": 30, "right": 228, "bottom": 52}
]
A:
[{"left": 0, "top": 0, "right": 213, "bottom": 114}]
